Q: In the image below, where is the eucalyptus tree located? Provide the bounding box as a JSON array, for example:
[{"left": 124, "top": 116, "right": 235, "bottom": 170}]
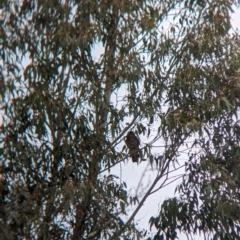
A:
[{"left": 1, "top": 0, "right": 240, "bottom": 239}]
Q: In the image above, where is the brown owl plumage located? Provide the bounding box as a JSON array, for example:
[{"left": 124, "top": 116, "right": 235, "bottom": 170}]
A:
[{"left": 125, "top": 131, "right": 140, "bottom": 163}]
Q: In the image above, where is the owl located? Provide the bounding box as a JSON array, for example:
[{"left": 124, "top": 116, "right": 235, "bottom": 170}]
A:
[{"left": 125, "top": 131, "right": 140, "bottom": 163}]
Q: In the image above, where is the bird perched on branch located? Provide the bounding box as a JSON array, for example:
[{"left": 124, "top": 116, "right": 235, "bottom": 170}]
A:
[{"left": 125, "top": 131, "right": 140, "bottom": 163}]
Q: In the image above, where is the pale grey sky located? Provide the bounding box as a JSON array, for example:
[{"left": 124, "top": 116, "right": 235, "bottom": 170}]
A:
[
  {"left": 109, "top": 6, "right": 240, "bottom": 240},
  {"left": 1, "top": 4, "right": 239, "bottom": 240}
]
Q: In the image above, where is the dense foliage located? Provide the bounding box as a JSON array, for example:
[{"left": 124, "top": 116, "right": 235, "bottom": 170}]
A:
[{"left": 1, "top": 0, "right": 240, "bottom": 239}]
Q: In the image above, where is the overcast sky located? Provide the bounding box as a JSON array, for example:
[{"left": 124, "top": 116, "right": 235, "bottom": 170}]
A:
[
  {"left": 1, "top": 4, "right": 239, "bottom": 240},
  {"left": 108, "top": 6, "right": 240, "bottom": 240}
]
